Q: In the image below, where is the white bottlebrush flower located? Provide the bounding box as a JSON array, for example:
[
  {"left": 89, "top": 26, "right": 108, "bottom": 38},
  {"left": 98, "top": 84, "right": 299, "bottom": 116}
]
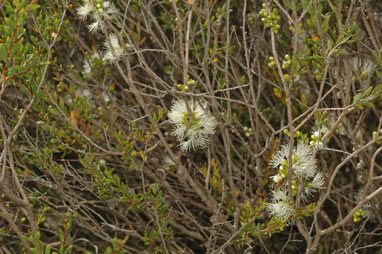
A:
[
  {"left": 77, "top": 1, "right": 93, "bottom": 19},
  {"left": 103, "top": 34, "right": 124, "bottom": 64},
  {"left": 267, "top": 189, "right": 295, "bottom": 220},
  {"left": 270, "top": 143, "right": 317, "bottom": 180},
  {"left": 76, "top": 0, "right": 118, "bottom": 33},
  {"left": 301, "top": 173, "right": 325, "bottom": 201},
  {"left": 168, "top": 99, "right": 217, "bottom": 152},
  {"left": 311, "top": 172, "right": 325, "bottom": 189},
  {"left": 293, "top": 143, "right": 317, "bottom": 178},
  {"left": 271, "top": 174, "right": 283, "bottom": 183}
]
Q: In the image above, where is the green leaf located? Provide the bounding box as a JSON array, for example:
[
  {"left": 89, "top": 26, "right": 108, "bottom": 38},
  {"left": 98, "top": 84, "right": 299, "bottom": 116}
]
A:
[
  {"left": 353, "top": 93, "right": 362, "bottom": 104},
  {"left": 360, "top": 102, "right": 374, "bottom": 108},
  {"left": 64, "top": 246, "right": 72, "bottom": 254},
  {"left": 0, "top": 43, "right": 8, "bottom": 60},
  {"left": 45, "top": 244, "right": 51, "bottom": 254},
  {"left": 30, "top": 248, "right": 40, "bottom": 254},
  {"left": 322, "top": 14, "right": 331, "bottom": 35},
  {"left": 10, "top": 42, "right": 20, "bottom": 58},
  {"left": 7, "top": 67, "right": 18, "bottom": 78},
  {"left": 372, "top": 84, "right": 382, "bottom": 95},
  {"left": 363, "top": 86, "right": 373, "bottom": 97},
  {"left": 35, "top": 231, "right": 41, "bottom": 241}
]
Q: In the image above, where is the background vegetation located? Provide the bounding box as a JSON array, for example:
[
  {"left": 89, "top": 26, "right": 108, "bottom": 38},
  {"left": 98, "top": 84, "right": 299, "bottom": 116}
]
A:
[{"left": 1, "top": 0, "right": 382, "bottom": 253}]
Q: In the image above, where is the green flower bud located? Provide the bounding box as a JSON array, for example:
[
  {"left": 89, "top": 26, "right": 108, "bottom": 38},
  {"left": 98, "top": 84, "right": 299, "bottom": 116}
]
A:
[{"left": 187, "top": 79, "right": 196, "bottom": 86}]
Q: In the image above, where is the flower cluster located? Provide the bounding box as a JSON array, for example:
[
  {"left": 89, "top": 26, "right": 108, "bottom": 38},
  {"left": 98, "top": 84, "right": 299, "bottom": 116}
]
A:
[
  {"left": 77, "top": 0, "right": 118, "bottom": 33},
  {"left": 267, "top": 143, "right": 325, "bottom": 220},
  {"left": 168, "top": 99, "right": 217, "bottom": 152}
]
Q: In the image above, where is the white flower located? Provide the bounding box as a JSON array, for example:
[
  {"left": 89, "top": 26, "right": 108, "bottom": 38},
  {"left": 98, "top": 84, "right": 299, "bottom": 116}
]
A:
[
  {"left": 271, "top": 143, "right": 317, "bottom": 180},
  {"left": 301, "top": 173, "right": 325, "bottom": 201},
  {"left": 76, "top": 0, "right": 118, "bottom": 33},
  {"left": 103, "top": 34, "right": 124, "bottom": 64},
  {"left": 77, "top": 1, "right": 93, "bottom": 19},
  {"left": 88, "top": 21, "right": 102, "bottom": 33},
  {"left": 311, "top": 172, "right": 325, "bottom": 189},
  {"left": 293, "top": 143, "right": 317, "bottom": 178},
  {"left": 271, "top": 174, "right": 283, "bottom": 183},
  {"left": 168, "top": 99, "right": 217, "bottom": 152},
  {"left": 267, "top": 189, "right": 295, "bottom": 220}
]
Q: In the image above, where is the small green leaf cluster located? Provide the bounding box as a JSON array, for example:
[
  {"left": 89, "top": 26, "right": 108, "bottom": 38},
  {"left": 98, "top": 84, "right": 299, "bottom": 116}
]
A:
[
  {"left": 237, "top": 199, "right": 289, "bottom": 245},
  {"left": 105, "top": 237, "right": 129, "bottom": 254},
  {"left": 24, "top": 211, "right": 76, "bottom": 254},
  {"left": 143, "top": 184, "right": 173, "bottom": 254},
  {"left": 352, "top": 84, "right": 382, "bottom": 110}
]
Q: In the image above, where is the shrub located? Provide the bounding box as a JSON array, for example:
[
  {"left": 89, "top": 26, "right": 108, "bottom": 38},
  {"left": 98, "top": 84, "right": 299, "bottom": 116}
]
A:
[{"left": 1, "top": 0, "right": 382, "bottom": 253}]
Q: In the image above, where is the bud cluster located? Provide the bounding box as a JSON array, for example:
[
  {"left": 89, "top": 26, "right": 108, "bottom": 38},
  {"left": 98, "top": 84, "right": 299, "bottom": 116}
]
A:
[
  {"left": 282, "top": 54, "right": 291, "bottom": 69},
  {"left": 353, "top": 209, "right": 366, "bottom": 223},
  {"left": 177, "top": 78, "right": 196, "bottom": 92},
  {"left": 268, "top": 56, "right": 276, "bottom": 68},
  {"left": 259, "top": 3, "right": 281, "bottom": 33}
]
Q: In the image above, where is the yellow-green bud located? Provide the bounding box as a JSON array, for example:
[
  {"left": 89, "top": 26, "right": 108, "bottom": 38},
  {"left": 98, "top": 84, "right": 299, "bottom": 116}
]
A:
[
  {"left": 283, "top": 74, "right": 291, "bottom": 82},
  {"left": 188, "top": 79, "right": 196, "bottom": 86}
]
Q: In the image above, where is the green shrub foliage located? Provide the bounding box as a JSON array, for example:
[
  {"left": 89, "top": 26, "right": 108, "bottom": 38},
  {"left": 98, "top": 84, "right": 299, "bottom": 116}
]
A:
[{"left": 1, "top": 0, "right": 382, "bottom": 253}]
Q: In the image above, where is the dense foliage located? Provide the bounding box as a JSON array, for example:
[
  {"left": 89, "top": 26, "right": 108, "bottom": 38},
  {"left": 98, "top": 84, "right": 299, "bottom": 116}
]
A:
[{"left": 1, "top": 0, "right": 382, "bottom": 253}]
